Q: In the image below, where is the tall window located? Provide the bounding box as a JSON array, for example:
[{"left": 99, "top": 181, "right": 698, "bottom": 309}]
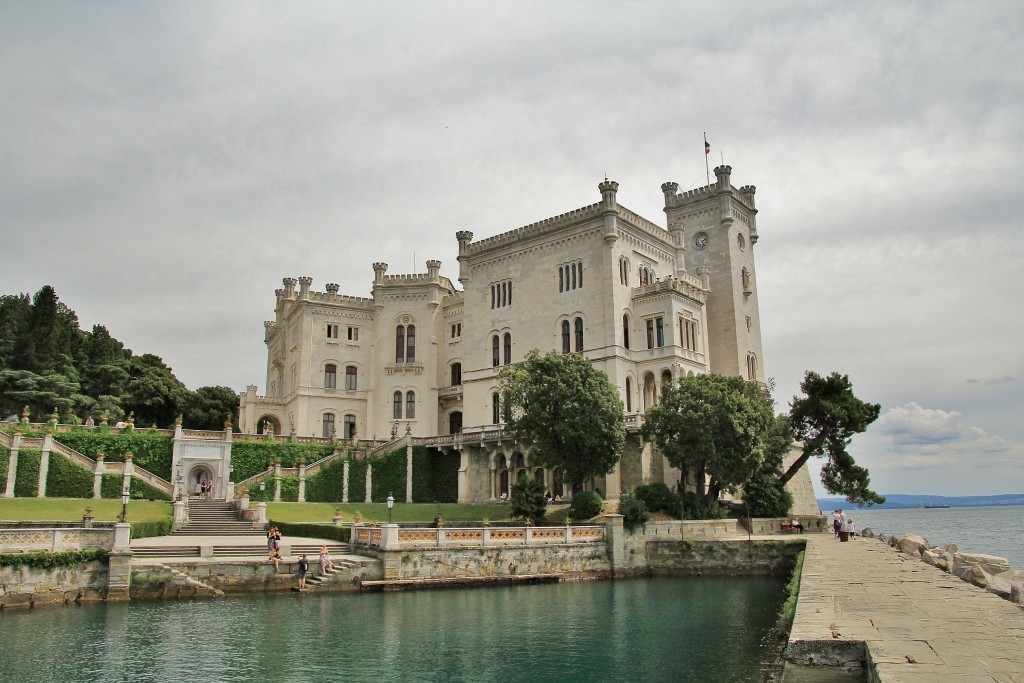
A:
[
  {"left": 322, "top": 413, "right": 335, "bottom": 438},
  {"left": 574, "top": 317, "right": 584, "bottom": 352},
  {"left": 646, "top": 319, "right": 654, "bottom": 349},
  {"left": 491, "top": 281, "right": 513, "bottom": 308},
  {"left": 656, "top": 318, "right": 665, "bottom": 347},
  {"left": 625, "top": 377, "right": 633, "bottom": 412},
  {"left": 619, "top": 257, "right": 630, "bottom": 285},
  {"left": 345, "top": 365, "right": 357, "bottom": 390},
  {"left": 747, "top": 353, "right": 758, "bottom": 380},
  {"left": 559, "top": 267, "right": 564, "bottom": 293},
  {"left": 343, "top": 414, "right": 356, "bottom": 439},
  {"left": 406, "top": 391, "right": 416, "bottom": 419},
  {"left": 492, "top": 335, "right": 500, "bottom": 367},
  {"left": 492, "top": 392, "right": 500, "bottom": 424},
  {"left": 326, "top": 324, "right": 339, "bottom": 340},
  {"left": 324, "top": 364, "right": 337, "bottom": 389},
  {"left": 450, "top": 362, "right": 462, "bottom": 386},
  {"left": 503, "top": 332, "right": 511, "bottom": 365},
  {"left": 680, "top": 318, "right": 699, "bottom": 352},
  {"left": 646, "top": 317, "right": 664, "bottom": 349},
  {"left": 393, "top": 391, "right": 402, "bottom": 419},
  {"left": 558, "top": 261, "right": 584, "bottom": 291},
  {"left": 561, "top": 321, "right": 571, "bottom": 354},
  {"left": 395, "top": 324, "right": 415, "bottom": 362},
  {"left": 622, "top": 314, "right": 630, "bottom": 350},
  {"left": 347, "top": 326, "right": 358, "bottom": 341}
]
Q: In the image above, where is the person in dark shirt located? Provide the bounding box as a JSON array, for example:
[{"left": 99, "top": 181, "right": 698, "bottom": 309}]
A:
[{"left": 297, "top": 554, "right": 309, "bottom": 589}]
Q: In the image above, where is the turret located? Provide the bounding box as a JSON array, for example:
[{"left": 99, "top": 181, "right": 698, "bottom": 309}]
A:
[
  {"left": 325, "top": 283, "right": 339, "bottom": 295},
  {"left": 661, "top": 181, "right": 679, "bottom": 208},
  {"left": 426, "top": 259, "right": 441, "bottom": 282},
  {"left": 372, "top": 262, "right": 388, "bottom": 284},
  {"left": 282, "top": 277, "right": 297, "bottom": 298},
  {"left": 455, "top": 232, "right": 473, "bottom": 286},
  {"left": 714, "top": 165, "right": 734, "bottom": 228},
  {"left": 298, "top": 276, "right": 313, "bottom": 300},
  {"left": 599, "top": 179, "right": 619, "bottom": 244},
  {"left": 739, "top": 185, "right": 759, "bottom": 244}
]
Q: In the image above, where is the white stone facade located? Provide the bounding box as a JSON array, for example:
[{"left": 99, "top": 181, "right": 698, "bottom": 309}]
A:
[{"left": 239, "top": 166, "right": 801, "bottom": 503}]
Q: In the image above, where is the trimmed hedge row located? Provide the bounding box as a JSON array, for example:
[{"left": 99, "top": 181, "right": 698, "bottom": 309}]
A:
[
  {"left": 100, "top": 474, "right": 172, "bottom": 501},
  {"left": 44, "top": 452, "right": 94, "bottom": 498},
  {"left": 14, "top": 449, "right": 41, "bottom": 497},
  {"left": 0, "top": 548, "right": 109, "bottom": 569},
  {"left": 50, "top": 430, "right": 173, "bottom": 480},
  {"left": 0, "top": 444, "right": 8, "bottom": 492},
  {"left": 230, "top": 440, "right": 336, "bottom": 482},
  {"left": 130, "top": 517, "right": 173, "bottom": 539},
  {"left": 270, "top": 521, "right": 350, "bottom": 544}
]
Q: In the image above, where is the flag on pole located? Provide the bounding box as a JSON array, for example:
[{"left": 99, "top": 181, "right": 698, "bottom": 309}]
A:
[{"left": 705, "top": 136, "right": 711, "bottom": 155}]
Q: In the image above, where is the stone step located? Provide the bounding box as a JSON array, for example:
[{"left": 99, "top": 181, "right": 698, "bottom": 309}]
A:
[{"left": 133, "top": 546, "right": 202, "bottom": 558}]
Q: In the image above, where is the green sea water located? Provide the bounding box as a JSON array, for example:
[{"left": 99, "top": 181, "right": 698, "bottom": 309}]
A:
[{"left": 0, "top": 577, "right": 789, "bottom": 683}]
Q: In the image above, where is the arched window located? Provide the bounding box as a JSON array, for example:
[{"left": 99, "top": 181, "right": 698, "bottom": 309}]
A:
[
  {"left": 450, "top": 362, "right": 462, "bottom": 386},
  {"left": 622, "top": 314, "right": 630, "bottom": 350},
  {"left": 345, "top": 365, "right": 357, "bottom": 390},
  {"left": 508, "top": 283, "right": 512, "bottom": 305},
  {"left": 343, "top": 414, "right": 356, "bottom": 439},
  {"left": 324, "top": 364, "right": 337, "bottom": 389},
  {"left": 625, "top": 377, "right": 633, "bottom": 412},
  {"left": 571, "top": 263, "right": 577, "bottom": 289},
  {"left": 578, "top": 262, "right": 583, "bottom": 287},
  {"left": 503, "top": 332, "right": 511, "bottom": 365},
  {"left": 559, "top": 266, "right": 564, "bottom": 293},
  {"left": 406, "top": 324, "right": 415, "bottom": 362},
  {"left": 406, "top": 391, "right": 416, "bottom": 419},
  {"left": 661, "top": 370, "right": 672, "bottom": 397},
  {"left": 574, "top": 317, "right": 584, "bottom": 352},
  {"left": 491, "top": 285, "right": 496, "bottom": 309},
  {"left": 492, "top": 335, "right": 500, "bottom": 367},
  {"left": 395, "top": 326, "right": 405, "bottom": 363},
  {"left": 393, "top": 391, "right": 402, "bottom": 419},
  {"left": 492, "top": 392, "right": 500, "bottom": 424},
  {"left": 561, "top": 321, "right": 570, "bottom": 354},
  {"left": 501, "top": 282, "right": 507, "bottom": 307},
  {"left": 322, "top": 413, "right": 335, "bottom": 438},
  {"left": 747, "top": 353, "right": 758, "bottom": 380}
]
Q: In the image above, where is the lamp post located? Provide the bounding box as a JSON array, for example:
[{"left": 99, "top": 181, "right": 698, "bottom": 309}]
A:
[
  {"left": 119, "top": 486, "right": 130, "bottom": 523},
  {"left": 387, "top": 492, "right": 394, "bottom": 524}
]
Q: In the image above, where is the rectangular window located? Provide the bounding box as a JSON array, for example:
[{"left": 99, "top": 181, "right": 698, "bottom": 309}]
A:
[
  {"left": 322, "top": 413, "right": 335, "bottom": 439},
  {"left": 656, "top": 318, "right": 664, "bottom": 348},
  {"left": 345, "top": 366, "right": 357, "bottom": 390},
  {"left": 347, "top": 326, "right": 358, "bottom": 341},
  {"left": 327, "top": 324, "right": 339, "bottom": 340},
  {"left": 646, "top": 319, "right": 654, "bottom": 349},
  {"left": 324, "top": 365, "right": 337, "bottom": 389},
  {"left": 344, "top": 415, "right": 356, "bottom": 439}
]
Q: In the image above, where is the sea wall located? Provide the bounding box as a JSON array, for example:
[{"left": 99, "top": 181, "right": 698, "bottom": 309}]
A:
[{"left": 0, "top": 560, "right": 109, "bottom": 608}]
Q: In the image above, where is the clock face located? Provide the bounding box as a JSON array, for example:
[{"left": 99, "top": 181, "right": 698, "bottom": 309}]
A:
[{"left": 694, "top": 232, "right": 709, "bottom": 250}]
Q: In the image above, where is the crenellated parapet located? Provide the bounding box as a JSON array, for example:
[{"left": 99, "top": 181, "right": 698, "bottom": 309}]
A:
[{"left": 464, "top": 203, "right": 604, "bottom": 256}]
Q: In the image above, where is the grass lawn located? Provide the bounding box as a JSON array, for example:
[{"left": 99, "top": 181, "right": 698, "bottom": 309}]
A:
[{"left": 0, "top": 498, "right": 172, "bottom": 522}]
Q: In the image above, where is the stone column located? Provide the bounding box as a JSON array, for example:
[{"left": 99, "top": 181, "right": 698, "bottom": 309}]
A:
[
  {"left": 37, "top": 431, "right": 53, "bottom": 497},
  {"left": 405, "top": 437, "right": 413, "bottom": 504},
  {"left": 381, "top": 523, "right": 400, "bottom": 551},
  {"left": 255, "top": 502, "right": 267, "bottom": 524},
  {"left": 365, "top": 464, "right": 373, "bottom": 504},
  {"left": 92, "top": 452, "right": 104, "bottom": 499},
  {"left": 4, "top": 433, "right": 19, "bottom": 498},
  {"left": 121, "top": 453, "right": 134, "bottom": 495},
  {"left": 342, "top": 460, "right": 349, "bottom": 503},
  {"left": 173, "top": 499, "right": 187, "bottom": 529},
  {"left": 112, "top": 522, "right": 132, "bottom": 551},
  {"left": 489, "top": 465, "right": 496, "bottom": 501},
  {"left": 604, "top": 514, "right": 625, "bottom": 576},
  {"left": 107, "top": 525, "right": 133, "bottom": 602},
  {"left": 273, "top": 462, "right": 282, "bottom": 502},
  {"left": 457, "top": 450, "right": 470, "bottom": 504},
  {"left": 605, "top": 460, "right": 622, "bottom": 501},
  {"left": 297, "top": 461, "right": 306, "bottom": 503}
]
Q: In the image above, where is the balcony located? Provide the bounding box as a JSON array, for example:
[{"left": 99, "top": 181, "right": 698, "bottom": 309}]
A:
[{"left": 385, "top": 361, "right": 424, "bottom": 375}]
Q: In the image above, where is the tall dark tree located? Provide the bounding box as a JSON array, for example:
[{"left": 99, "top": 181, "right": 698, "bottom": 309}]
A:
[
  {"left": 80, "top": 325, "right": 131, "bottom": 401},
  {"left": 0, "top": 293, "right": 32, "bottom": 371},
  {"left": 121, "top": 354, "right": 189, "bottom": 427},
  {"left": 641, "top": 374, "right": 775, "bottom": 501},
  {"left": 782, "top": 371, "right": 883, "bottom": 507},
  {"left": 184, "top": 385, "right": 240, "bottom": 430},
  {"left": 499, "top": 350, "right": 625, "bottom": 491},
  {"left": 21, "top": 286, "right": 81, "bottom": 375}
]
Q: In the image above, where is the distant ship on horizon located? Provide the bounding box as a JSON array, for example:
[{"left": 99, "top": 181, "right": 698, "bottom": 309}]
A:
[{"left": 923, "top": 503, "right": 951, "bottom": 509}]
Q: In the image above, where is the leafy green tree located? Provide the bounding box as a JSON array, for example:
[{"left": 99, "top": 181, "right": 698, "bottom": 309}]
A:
[
  {"left": 641, "top": 374, "right": 774, "bottom": 501},
  {"left": 80, "top": 324, "right": 131, "bottom": 401},
  {"left": 499, "top": 350, "right": 625, "bottom": 491},
  {"left": 783, "top": 371, "right": 883, "bottom": 506},
  {"left": 510, "top": 474, "right": 547, "bottom": 525},
  {"left": 618, "top": 490, "right": 650, "bottom": 532},
  {"left": 0, "top": 369, "right": 84, "bottom": 419},
  {"left": 184, "top": 385, "right": 240, "bottom": 430},
  {"left": 121, "top": 354, "right": 189, "bottom": 427},
  {"left": 20, "top": 286, "right": 82, "bottom": 375},
  {"left": 743, "top": 414, "right": 796, "bottom": 516}
]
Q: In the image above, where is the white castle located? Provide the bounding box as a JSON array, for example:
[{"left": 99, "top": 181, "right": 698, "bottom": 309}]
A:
[{"left": 239, "top": 166, "right": 815, "bottom": 508}]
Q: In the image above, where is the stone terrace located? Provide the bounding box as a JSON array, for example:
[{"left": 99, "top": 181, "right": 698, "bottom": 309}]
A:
[{"left": 789, "top": 534, "right": 1024, "bottom": 682}]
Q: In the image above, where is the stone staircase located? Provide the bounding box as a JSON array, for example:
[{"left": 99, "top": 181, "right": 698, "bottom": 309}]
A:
[
  {"left": 302, "top": 554, "right": 362, "bottom": 589},
  {"left": 156, "top": 563, "right": 224, "bottom": 597},
  {"left": 132, "top": 541, "right": 352, "bottom": 560},
  {"left": 173, "top": 499, "right": 265, "bottom": 536}
]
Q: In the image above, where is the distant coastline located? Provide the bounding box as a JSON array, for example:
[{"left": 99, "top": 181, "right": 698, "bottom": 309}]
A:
[{"left": 817, "top": 493, "right": 1024, "bottom": 510}]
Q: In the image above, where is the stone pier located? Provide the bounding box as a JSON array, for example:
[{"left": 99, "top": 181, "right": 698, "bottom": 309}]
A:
[{"left": 788, "top": 534, "right": 1024, "bottom": 681}]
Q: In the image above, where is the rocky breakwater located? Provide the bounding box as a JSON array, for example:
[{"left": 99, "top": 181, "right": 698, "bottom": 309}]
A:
[{"left": 862, "top": 527, "right": 1024, "bottom": 606}]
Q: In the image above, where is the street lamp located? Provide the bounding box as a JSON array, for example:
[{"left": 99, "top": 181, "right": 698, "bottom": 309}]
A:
[
  {"left": 120, "top": 486, "right": 130, "bottom": 523},
  {"left": 387, "top": 492, "right": 394, "bottom": 524}
]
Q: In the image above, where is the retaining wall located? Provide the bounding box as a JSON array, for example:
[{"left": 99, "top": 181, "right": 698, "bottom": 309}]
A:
[{"left": 0, "top": 560, "right": 109, "bottom": 608}]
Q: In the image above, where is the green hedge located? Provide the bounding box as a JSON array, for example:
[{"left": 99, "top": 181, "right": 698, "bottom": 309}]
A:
[
  {"left": 247, "top": 475, "right": 300, "bottom": 502},
  {"left": 270, "top": 521, "right": 350, "bottom": 543},
  {"left": 0, "top": 548, "right": 109, "bottom": 569},
  {"left": 230, "top": 440, "right": 336, "bottom": 482},
  {"left": 13, "top": 449, "right": 41, "bottom": 497},
  {"left": 303, "top": 458, "right": 346, "bottom": 502},
  {"left": 0, "top": 444, "right": 8, "bottom": 493},
  {"left": 778, "top": 550, "right": 805, "bottom": 633},
  {"left": 100, "top": 474, "right": 171, "bottom": 501},
  {"left": 130, "top": 517, "right": 173, "bottom": 539},
  {"left": 50, "top": 430, "right": 173, "bottom": 480},
  {"left": 45, "top": 452, "right": 94, "bottom": 498}
]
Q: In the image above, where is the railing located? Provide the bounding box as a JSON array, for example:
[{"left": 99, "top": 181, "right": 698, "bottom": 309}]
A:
[
  {"left": 0, "top": 527, "right": 114, "bottom": 552},
  {"left": 352, "top": 524, "right": 605, "bottom": 549}
]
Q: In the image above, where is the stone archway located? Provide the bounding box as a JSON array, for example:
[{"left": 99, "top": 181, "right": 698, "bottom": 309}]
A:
[
  {"left": 186, "top": 464, "right": 215, "bottom": 498},
  {"left": 258, "top": 414, "right": 282, "bottom": 435}
]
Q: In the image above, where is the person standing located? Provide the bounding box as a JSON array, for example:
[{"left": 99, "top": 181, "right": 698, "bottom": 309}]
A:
[
  {"left": 832, "top": 509, "right": 842, "bottom": 538},
  {"left": 319, "top": 544, "right": 334, "bottom": 574},
  {"left": 297, "top": 554, "right": 309, "bottom": 589}
]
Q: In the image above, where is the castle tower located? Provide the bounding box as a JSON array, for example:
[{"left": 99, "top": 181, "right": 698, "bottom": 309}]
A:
[{"left": 664, "top": 166, "right": 765, "bottom": 382}]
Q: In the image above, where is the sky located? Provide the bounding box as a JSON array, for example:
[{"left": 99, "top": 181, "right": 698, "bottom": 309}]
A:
[{"left": 1, "top": 1, "right": 1021, "bottom": 497}]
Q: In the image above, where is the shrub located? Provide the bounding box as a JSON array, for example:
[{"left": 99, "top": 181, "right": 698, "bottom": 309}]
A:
[
  {"left": 44, "top": 452, "right": 94, "bottom": 498},
  {"left": 569, "top": 490, "right": 603, "bottom": 520},
  {"left": 633, "top": 483, "right": 675, "bottom": 513},
  {"left": 0, "top": 548, "right": 109, "bottom": 569},
  {"left": 100, "top": 474, "right": 172, "bottom": 501},
  {"left": 13, "top": 449, "right": 41, "bottom": 497},
  {"left": 618, "top": 490, "right": 650, "bottom": 532},
  {"left": 230, "top": 440, "right": 335, "bottom": 482},
  {"left": 130, "top": 517, "right": 173, "bottom": 539},
  {"left": 743, "top": 473, "right": 794, "bottom": 518},
  {"left": 510, "top": 474, "right": 547, "bottom": 525},
  {"left": 51, "top": 430, "right": 173, "bottom": 480},
  {"left": 680, "top": 492, "right": 726, "bottom": 520},
  {"left": 0, "top": 444, "right": 8, "bottom": 492}
]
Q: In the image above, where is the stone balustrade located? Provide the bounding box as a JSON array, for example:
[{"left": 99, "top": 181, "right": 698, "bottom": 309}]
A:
[
  {"left": 0, "top": 527, "right": 115, "bottom": 553},
  {"left": 352, "top": 523, "right": 605, "bottom": 550}
]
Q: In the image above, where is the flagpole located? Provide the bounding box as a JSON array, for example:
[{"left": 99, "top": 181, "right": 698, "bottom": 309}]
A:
[{"left": 704, "top": 132, "right": 710, "bottom": 186}]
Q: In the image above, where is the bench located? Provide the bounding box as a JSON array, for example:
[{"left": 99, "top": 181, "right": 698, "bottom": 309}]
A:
[{"left": 780, "top": 521, "right": 803, "bottom": 534}]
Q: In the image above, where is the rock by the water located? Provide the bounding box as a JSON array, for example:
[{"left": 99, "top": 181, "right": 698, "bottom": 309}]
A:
[
  {"left": 953, "top": 552, "right": 1011, "bottom": 576},
  {"left": 897, "top": 533, "right": 929, "bottom": 556},
  {"left": 944, "top": 543, "right": 959, "bottom": 553},
  {"left": 861, "top": 528, "right": 875, "bottom": 539}
]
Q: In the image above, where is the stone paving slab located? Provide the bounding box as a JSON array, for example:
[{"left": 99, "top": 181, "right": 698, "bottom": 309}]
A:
[{"left": 789, "top": 534, "right": 1024, "bottom": 681}]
